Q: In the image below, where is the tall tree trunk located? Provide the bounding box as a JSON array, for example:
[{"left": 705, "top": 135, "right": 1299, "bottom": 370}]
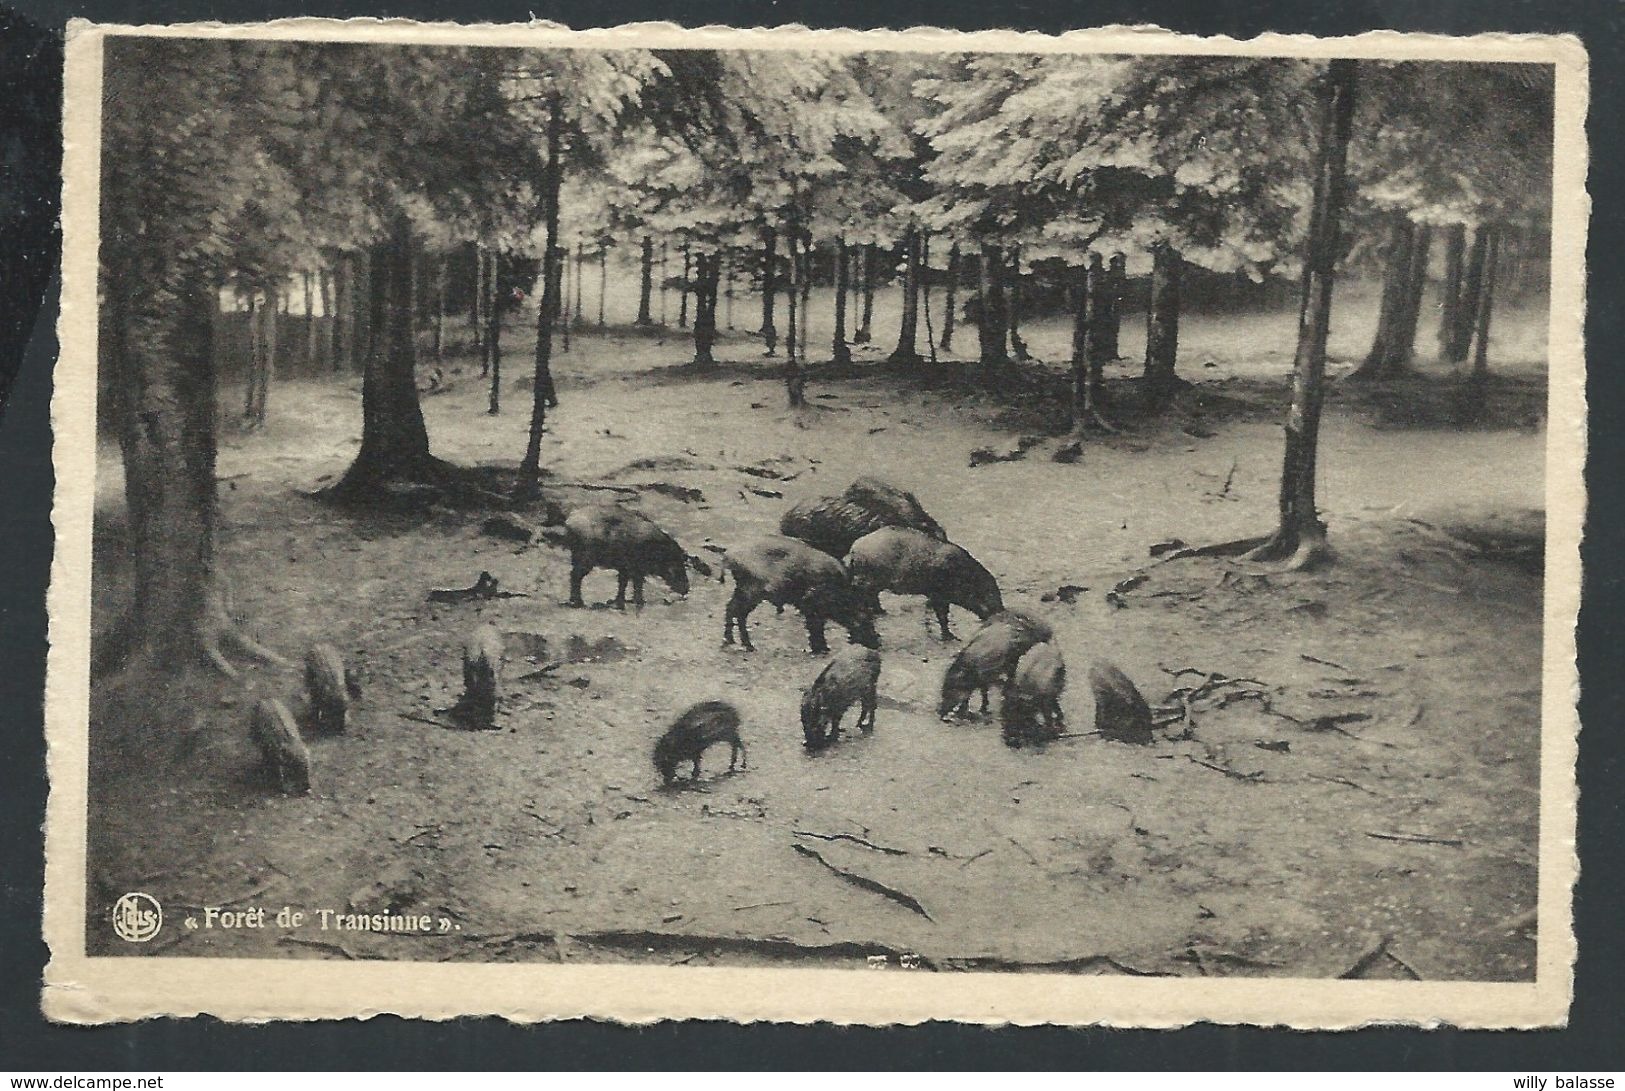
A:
[
  {"left": 559, "top": 250, "right": 571, "bottom": 354},
  {"left": 257, "top": 284, "right": 277, "bottom": 425},
  {"left": 921, "top": 235, "right": 938, "bottom": 366},
  {"left": 658, "top": 241, "right": 669, "bottom": 326},
  {"left": 854, "top": 243, "right": 875, "bottom": 344},
  {"left": 785, "top": 230, "right": 804, "bottom": 406},
  {"left": 833, "top": 236, "right": 852, "bottom": 365},
  {"left": 243, "top": 293, "right": 262, "bottom": 422},
  {"left": 470, "top": 244, "right": 483, "bottom": 330},
  {"left": 1142, "top": 243, "right": 1184, "bottom": 405},
  {"left": 351, "top": 249, "right": 372, "bottom": 374},
  {"left": 1392, "top": 223, "right": 1432, "bottom": 369},
  {"left": 977, "top": 244, "right": 1010, "bottom": 369},
  {"left": 1008, "top": 248, "right": 1030, "bottom": 361},
  {"left": 573, "top": 242, "right": 585, "bottom": 329},
  {"left": 486, "top": 253, "right": 502, "bottom": 414},
  {"left": 888, "top": 228, "right": 922, "bottom": 365},
  {"left": 1352, "top": 215, "right": 1414, "bottom": 380},
  {"left": 1470, "top": 226, "right": 1501, "bottom": 377},
  {"left": 1068, "top": 260, "right": 1095, "bottom": 431},
  {"left": 692, "top": 251, "right": 721, "bottom": 366},
  {"left": 1102, "top": 253, "right": 1126, "bottom": 360},
  {"left": 678, "top": 243, "right": 691, "bottom": 328},
  {"left": 521, "top": 92, "right": 563, "bottom": 482},
  {"left": 724, "top": 250, "right": 735, "bottom": 330},
  {"left": 598, "top": 246, "right": 608, "bottom": 328},
  {"left": 334, "top": 213, "right": 438, "bottom": 495},
  {"left": 1437, "top": 222, "right": 1466, "bottom": 356},
  {"left": 1251, "top": 59, "right": 1357, "bottom": 567},
  {"left": 107, "top": 265, "right": 235, "bottom": 674},
  {"left": 319, "top": 266, "right": 335, "bottom": 373},
  {"left": 760, "top": 226, "right": 778, "bottom": 356},
  {"left": 433, "top": 255, "right": 446, "bottom": 365},
  {"left": 480, "top": 251, "right": 498, "bottom": 377},
  {"left": 941, "top": 243, "right": 960, "bottom": 352},
  {"left": 636, "top": 235, "right": 654, "bottom": 326},
  {"left": 1449, "top": 225, "right": 1490, "bottom": 363},
  {"left": 798, "top": 232, "right": 812, "bottom": 363},
  {"left": 302, "top": 270, "right": 316, "bottom": 371}
]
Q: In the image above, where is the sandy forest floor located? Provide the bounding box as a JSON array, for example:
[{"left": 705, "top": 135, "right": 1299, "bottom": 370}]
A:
[{"left": 87, "top": 284, "right": 1550, "bottom": 981}]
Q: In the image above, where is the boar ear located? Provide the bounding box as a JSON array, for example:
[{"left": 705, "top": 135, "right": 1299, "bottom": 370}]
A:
[{"left": 686, "top": 554, "right": 715, "bottom": 579}]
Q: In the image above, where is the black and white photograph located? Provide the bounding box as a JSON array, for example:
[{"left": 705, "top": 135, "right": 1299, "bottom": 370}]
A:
[{"left": 44, "top": 21, "right": 1584, "bottom": 1026}]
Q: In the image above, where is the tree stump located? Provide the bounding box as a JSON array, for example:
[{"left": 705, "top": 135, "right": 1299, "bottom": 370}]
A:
[
  {"left": 303, "top": 643, "right": 351, "bottom": 736},
  {"left": 1089, "top": 662, "right": 1153, "bottom": 745},
  {"left": 250, "top": 698, "right": 313, "bottom": 795},
  {"left": 458, "top": 624, "right": 504, "bottom": 730}
]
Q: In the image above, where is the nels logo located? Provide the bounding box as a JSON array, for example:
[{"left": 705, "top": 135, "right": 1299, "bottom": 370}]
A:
[{"left": 111, "top": 892, "right": 162, "bottom": 943}]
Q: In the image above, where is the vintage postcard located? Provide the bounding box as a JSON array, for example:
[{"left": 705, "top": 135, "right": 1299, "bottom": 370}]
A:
[{"left": 45, "top": 19, "right": 1585, "bottom": 1026}]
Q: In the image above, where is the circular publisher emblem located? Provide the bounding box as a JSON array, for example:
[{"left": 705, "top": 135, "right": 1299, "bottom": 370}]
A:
[{"left": 112, "top": 892, "right": 162, "bottom": 943}]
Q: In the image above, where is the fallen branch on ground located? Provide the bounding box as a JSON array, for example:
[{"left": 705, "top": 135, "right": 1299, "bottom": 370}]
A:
[
  {"left": 791, "top": 843, "right": 933, "bottom": 921},
  {"left": 1184, "top": 754, "right": 1265, "bottom": 782},
  {"left": 1365, "top": 830, "right": 1464, "bottom": 847},
  {"left": 793, "top": 830, "right": 909, "bottom": 856},
  {"left": 1338, "top": 933, "right": 1423, "bottom": 980}
]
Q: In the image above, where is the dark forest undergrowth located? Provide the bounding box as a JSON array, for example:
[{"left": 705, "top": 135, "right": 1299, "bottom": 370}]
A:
[{"left": 86, "top": 311, "right": 1547, "bottom": 981}]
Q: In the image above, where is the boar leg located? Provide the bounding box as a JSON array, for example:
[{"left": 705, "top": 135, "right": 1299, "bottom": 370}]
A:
[
  {"left": 691, "top": 755, "right": 703, "bottom": 781},
  {"left": 632, "top": 574, "right": 646, "bottom": 607},
  {"left": 568, "top": 558, "right": 591, "bottom": 607},
  {"left": 861, "top": 690, "right": 876, "bottom": 733},
  {"left": 612, "top": 572, "right": 629, "bottom": 610},
  {"left": 932, "top": 599, "right": 955, "bottom": 641},
  {"left": 725, "top": 587, "right": 756, "bottom": 651},
  {"left": 804, "top": 613, "right": 831, "bottom": 655}
]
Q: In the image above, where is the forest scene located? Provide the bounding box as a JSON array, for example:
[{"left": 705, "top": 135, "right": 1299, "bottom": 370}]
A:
[{"left": 87, "top": 35, "right": 1554, "bottom": 981}]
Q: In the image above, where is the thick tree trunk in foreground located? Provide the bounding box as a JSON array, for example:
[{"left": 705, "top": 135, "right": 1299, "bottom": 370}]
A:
[
  {"left": 921, "top": 235, "right": 938, "bottom": 366},
  {"left": 636, "top": 236, "right": 654, "bottom": 326},
  {"left": 760, "top": 227, "right": 778, "bottom": 356},
  {"left": 691, "top": 251, "right": 721, "bottom": 366},
  {"left": 977, "top": 244, "right": 1010, "bottom": 369},
  {"left": 1251, "top": 58, "right": 1357, "bottom": 568},
  {"left": 833, "top": 237, "right": 852, "bottom": 365},
  {"left": 854, "top": 243, "right": 875, "bottom": 344},
  {"left": 942, "top": 243, "right": 960, "bottom": 352},
  {"left": 785, "top": 231, "right": 804, "bottom": 406},
  {"left": 1142, "top": 243, "right": 1184, "bottom": 406},
  {"left": 334, "top": 214, "right": 439, "bottom": 496},
  {"left": 520, "top": 93, "right": 563, "bottom": 482}
]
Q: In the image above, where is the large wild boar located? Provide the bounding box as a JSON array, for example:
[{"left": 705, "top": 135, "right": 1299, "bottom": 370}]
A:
[
  {"left": 723, "top": 535, "right": 880, "bottom": 654},
  {"left": 561, "top": 504, "right": 691, "bottom": 609},
  {"left": 780, "top": 476, "right": 947, "bottom": 559},
  {"left": 845, "top": 526, "right": 1003, "bottom": 640}
]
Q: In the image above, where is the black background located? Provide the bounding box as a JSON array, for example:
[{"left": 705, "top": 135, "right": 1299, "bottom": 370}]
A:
[{"left": 1, "top": 0, "right": 1621, "bottom": 1070}]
